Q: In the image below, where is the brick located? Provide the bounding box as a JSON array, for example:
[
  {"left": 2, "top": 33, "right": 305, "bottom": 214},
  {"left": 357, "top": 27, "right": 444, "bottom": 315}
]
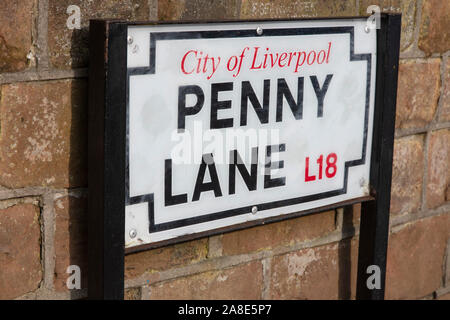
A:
[
  {"left": 48, "top": 0, "right": 150, "bottom": 69},
  {"left": 146, "top": 261, "right": 263, "bottom": 299},
  {"left": 125, "top": 287, "right": 141, "bottom": 300},
  {"left": 0, "top": 80, "right": 87, "bottom": 188},
  {"left": 270, "top": 239, "right": 358, "bottom": 299},
  {"left": 426, "top": 129, "right": 450, "bottom": 209},
  {"left": 222, "top": 211, "right": 336, "bottom": 256},
  {"left": 0, "top": 0, "right": 35, "bottom": 72},
  {"left": 159, "top": 0, "right": 240, "bottom": 20},
  {"left": 54, "top": 195, "right": 88, "bottom": 292},
  {"left": 359, "top": 0, "right": 416, "bottom": 52},
  {"left": 418, "top": 0, "right": 450, "bottom": 56},
  {"left": 386, "top": 214, "right": 450, "bottom": 299},
  {"left": 125, "top": 239, "right": 208, "bottom": 279},
  {"left": 440, "top": 59, "right": 450, "bottom": 123},
  {"left": 395, "top": 59, "right": 440, "bottom": 130},
  {"left": 0, "top": 203, "right": 42, "bottom": 299},
  {"left": 158, "top": 0, "right": 185, "bottom": 20},
  {"left": 390, "top": 135, "right": 424, "bottom": 215},
  {"left": 240, "top": 0, "right": 356, "bottom": 19}
]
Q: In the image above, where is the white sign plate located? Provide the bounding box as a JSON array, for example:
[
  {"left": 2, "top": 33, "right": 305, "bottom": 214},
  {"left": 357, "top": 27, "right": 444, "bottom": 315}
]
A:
[{"left": 125, "top": 19, "right": 377, "bottom": 248}]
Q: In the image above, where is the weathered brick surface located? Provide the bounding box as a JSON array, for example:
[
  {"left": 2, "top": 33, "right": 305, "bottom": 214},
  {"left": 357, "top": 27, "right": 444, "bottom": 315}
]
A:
[
  {"left": 0, "top": 203, "right": 42, "bottom": 299},
  {"left": 386, "top": 214, "right": 450, "bottom": 299},
  {"left": 359, "top": 0, "right": 416, "bottom": 51},
  {"left": 240, "top": 0, "right": 356, "bottom": 18},
  {"left": 440, "top": 59, "right": 450, "bottom": 123},
  {"left": 426, "top": 129, "right": 450, "bottom": 209},
  {"left": 125, "top": 239, "right": 208, "bottom": 279},
  {"left": 48, "top": 0, "right": 149, "bottom": 69},
  {"left": 159, "top": 0, "right": 240, "bottom": 20},
  {"left": 418, "top": 0, "right": 450, "bottom": 56},
  {"left": 390, "top": 135, "right": 424, "bottom": 215},
  {"left": 0, "top": 80, "right": 87, "bottom": 188},
  {"left": 395, "top": 59, "right": 441, "bottom": 130},
  {"left": 146, "top": 261, "right": 263, "bottom": 299},
  {"left": 54, "top": 195, "right": 88, "bottom": 292},
  {"left": 222, "top": 211, "right": 335, "bottom": 256},
  {"left": 0, "top": 0, "right": 35, "bottom": 72},
  {"left": 125, "top": 287, "right": 141, "bottom": 300},
  {"left": 270, "top": 239, "right": 358, "bottom": 299}
]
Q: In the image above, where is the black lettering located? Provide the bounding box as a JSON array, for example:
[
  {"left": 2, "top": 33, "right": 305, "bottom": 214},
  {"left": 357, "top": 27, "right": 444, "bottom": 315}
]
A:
[
  {"left": 228, "top": 147, "right": 258, "bottom": 195},
  {"left": 276, "top": 77, "right": 304, "bottom": 122},
  {"left": 310, "top": 74, "right": 333, "bottom": 118},
  {"left": 240, "top": 80, "right": 270, "bottom": 126},
  {"left": 164, "top": 159, "right": 188, "bottom": 206},
  {"left": 264, "top": 144, "right": 286, "bottom": 189},
  {"left": 211, "top": 82, "right": 234, "bottom": 129},
  {"left": 178, "top": 85, "right": 205, "bottom": 130},
  {"left": 192, "top": 154, "right": 223, "bottom": 201}
]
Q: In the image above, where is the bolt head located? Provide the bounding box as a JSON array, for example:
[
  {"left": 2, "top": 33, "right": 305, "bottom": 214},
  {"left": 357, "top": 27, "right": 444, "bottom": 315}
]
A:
[
  {"left": 256, "top": 27, "right": 263, "bottom": 36},
  {"left": 129, "top": 229, "right": 137, "bottom": 238},
  {"left": 127, "top": 36, "right": 133, "bottom": 45},
  {"left": 251, "top": 206, "right": 258, "bottom": 215}
]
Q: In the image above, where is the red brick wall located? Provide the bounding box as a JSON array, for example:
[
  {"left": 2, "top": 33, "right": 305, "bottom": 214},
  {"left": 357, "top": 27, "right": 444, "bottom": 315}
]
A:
[{"left": 0, "top": 0, "right": 448, "bottom": 300}]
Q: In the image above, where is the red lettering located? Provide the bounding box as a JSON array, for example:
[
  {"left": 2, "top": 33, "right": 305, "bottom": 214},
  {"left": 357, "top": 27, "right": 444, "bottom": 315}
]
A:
[
  {"left": 326, "top": 42, "right": 332, "bottom": 64},
  {"left": 278, "top": 52, "right": 288, "bottom": 67},
  {"left": 227, "top": 55, "right": 238, "bottom": 71},
  {"left": 305, "top": 157, "right": 316, "bottom": 182},
  {"left": 305, "top": 153, "right": 338, "bottom": 182},
  {"left": 294, "top": 52, "right": 306, "bottom": 72},
  {"left": 325, "top": 153, "right": 337, "bottom": 178},
  {"left": 263, "top": 48, "right": 269, "bottom": 69},
  {"left": 317, "top": 50, "right": 326, "bottom": 64},
  {"left": 307, "top": 51, "right": 316, "bottom": 65},
  {"left": 287, "top": 52, "right": 296, "bottom": 67},
  {"left": 250, "top": 47, "right": 262, "bottom": 69},
  {"left": 196, "top": 51, "right": 203, "bottom": 73},
  {"left": 181, "top": 50, "right": 197, "bottom": 75},
  {"left": 269, "top": 52, "right": 279, "bottom": 68}
]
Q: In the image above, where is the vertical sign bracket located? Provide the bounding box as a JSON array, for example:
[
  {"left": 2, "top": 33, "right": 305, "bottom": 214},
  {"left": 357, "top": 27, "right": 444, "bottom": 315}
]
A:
[
  {"left": 356, "top": 14, "right": 401, "bottom": 300},
  {"left": 88, "top": 20, "right": 127, "bottom": 299}
]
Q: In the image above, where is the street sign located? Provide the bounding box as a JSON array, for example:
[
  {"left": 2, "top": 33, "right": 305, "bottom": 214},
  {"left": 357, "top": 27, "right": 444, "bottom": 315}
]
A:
[
  {"left": 124, "top": 19, "right": 376, "bottom": 249},
  {"left": 88, "top": 15, "right": 401, "bottom": 299}
]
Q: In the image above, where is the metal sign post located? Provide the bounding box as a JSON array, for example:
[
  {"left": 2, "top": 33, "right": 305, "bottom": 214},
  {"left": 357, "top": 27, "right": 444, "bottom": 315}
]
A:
[
  {"left": 356, "top": 14, "right": 401, "bottom": 300},
  {"left": 88, "top": 14, "right": 401, "bottom": 300}
]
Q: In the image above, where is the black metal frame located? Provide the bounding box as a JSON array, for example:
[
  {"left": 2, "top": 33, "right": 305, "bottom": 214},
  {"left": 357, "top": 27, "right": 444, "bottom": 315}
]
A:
[
  {"left": 88, "top": 14, "right": 401, "bottom": 300},
  {"left": 88, "top": 21, "right": 127, "bottom": 299}
]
